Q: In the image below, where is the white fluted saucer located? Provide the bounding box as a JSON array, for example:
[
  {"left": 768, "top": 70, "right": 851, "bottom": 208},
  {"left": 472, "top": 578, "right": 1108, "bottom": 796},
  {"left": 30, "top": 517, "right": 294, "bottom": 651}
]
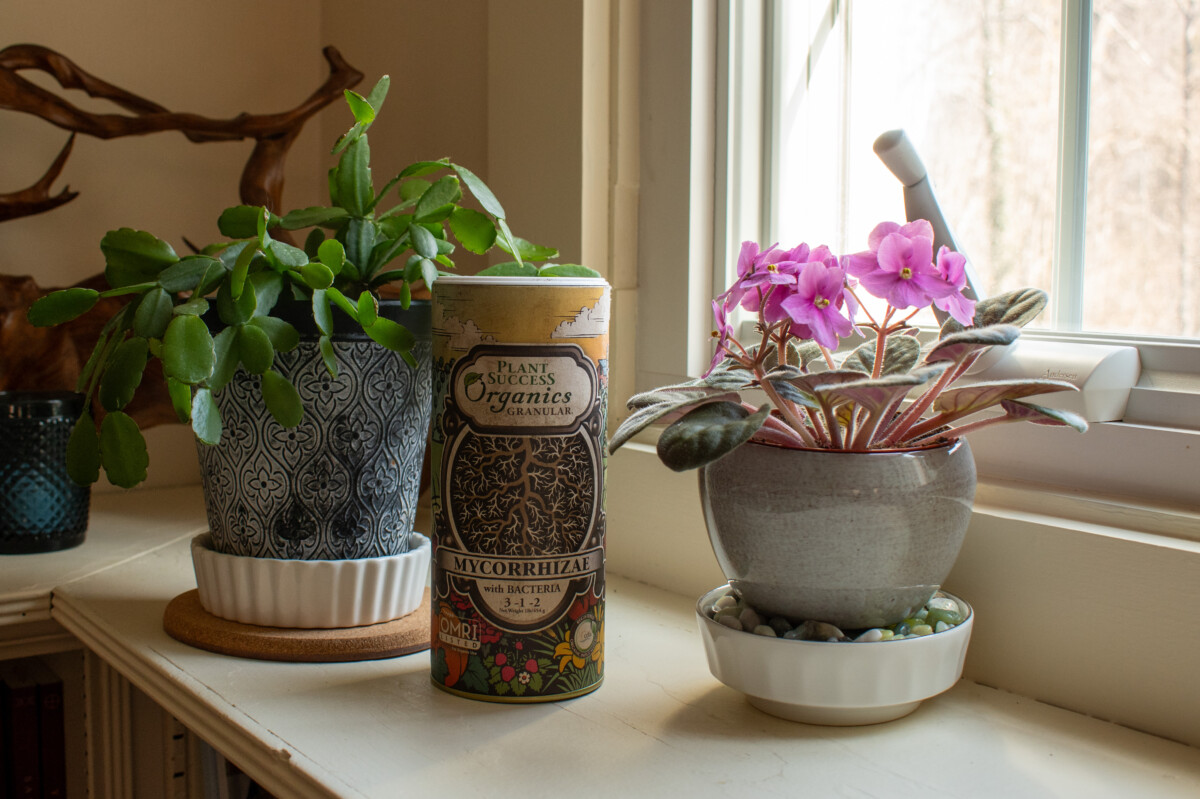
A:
[
  {"left": 696, "top": 584, "right": 974, "bottom": 725},
  {"left": 191, "top": 533, "right": 430, "bottom": 629}
]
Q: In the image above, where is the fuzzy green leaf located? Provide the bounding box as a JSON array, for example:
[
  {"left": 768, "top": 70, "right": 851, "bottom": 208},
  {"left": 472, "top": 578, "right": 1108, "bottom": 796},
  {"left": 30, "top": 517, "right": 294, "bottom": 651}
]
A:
[
  {"left": 98, "top": 411, "right": 148, "bottom": 489},
  {"left": 925, "top": 324, "right": 1020, "bottom": 365},
  {"left": 261, "top": 370, "right": 304, "bottom": 427},
  {"left": 162, "top": 315, "right": 215, "bottom": 384},
  {"left": 815, "top": 367, "right": 947, "bottom": 417},
  {"left": 974, "top": 288, "right": 1048, "bottom": 329},
  {"left": 933, "top": 378, "right": 1078, "bottom": 419},
  {"left": 67, "top": 412, "right": 101, "bottom": 486},
  {"left": 999, "top": 399, "right": 1089, "bottom": 432},
  {"left": 608, "top": 394, "right": 735, "bottom": 454},
  {"left": 842, "top": 334, "right": 921, "bottom": 376},
  {"left": 99, "top": 336, "right": 149, "bottom": 411},
  {"left": 101, "top": 228, "right": 178, "bottom": 288},
  {"left": 656, "top": 402, "right": 770, "bottom": 472},
  {"left": 27, "top": 288, "right": 99, "bottom": 327}
]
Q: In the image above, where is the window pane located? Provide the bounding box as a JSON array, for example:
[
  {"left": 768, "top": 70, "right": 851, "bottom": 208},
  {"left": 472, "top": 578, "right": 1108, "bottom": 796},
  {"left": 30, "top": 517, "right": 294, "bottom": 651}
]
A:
[
  {"left": 775, "top": 1, "right": 1061, "bottom": 326},
  {"left": 1086, "top": 1, "right": 1200, "bottom": 338}
]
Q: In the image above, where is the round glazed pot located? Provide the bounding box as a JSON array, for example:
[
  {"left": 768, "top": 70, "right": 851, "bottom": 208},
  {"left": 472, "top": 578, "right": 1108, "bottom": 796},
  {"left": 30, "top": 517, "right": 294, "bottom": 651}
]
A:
[
  {"left": 197, "top": 300, "right": 432, "bottom": 560},
  {"left": 698, "top": 439, "right": 976, "bottom": 629}
]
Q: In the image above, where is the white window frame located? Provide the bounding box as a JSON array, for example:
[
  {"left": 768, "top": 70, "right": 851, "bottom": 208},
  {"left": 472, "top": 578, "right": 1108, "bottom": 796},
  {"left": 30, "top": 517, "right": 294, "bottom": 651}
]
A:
[{"left": 632, "top": 0, "right": 1199, "bottom": 516}]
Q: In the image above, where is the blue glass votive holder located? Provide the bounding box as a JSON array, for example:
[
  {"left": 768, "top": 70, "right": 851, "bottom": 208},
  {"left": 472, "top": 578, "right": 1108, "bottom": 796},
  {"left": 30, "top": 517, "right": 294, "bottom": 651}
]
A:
[{"left": 0, "top": 391, "right": 90, "bottom": 554}]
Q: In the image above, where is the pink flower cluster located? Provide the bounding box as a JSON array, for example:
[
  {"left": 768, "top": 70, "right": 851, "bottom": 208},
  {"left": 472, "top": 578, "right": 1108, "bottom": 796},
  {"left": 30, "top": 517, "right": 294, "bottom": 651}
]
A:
[{"left": 709, "top": 219, "right": 975, "bottom": 374}]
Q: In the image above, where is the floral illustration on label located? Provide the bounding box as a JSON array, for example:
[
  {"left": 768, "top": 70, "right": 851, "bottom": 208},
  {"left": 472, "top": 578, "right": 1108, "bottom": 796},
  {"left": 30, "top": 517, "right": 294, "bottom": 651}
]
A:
[{"left": 432, "top": 338, "right": 607, "bottom": 699}]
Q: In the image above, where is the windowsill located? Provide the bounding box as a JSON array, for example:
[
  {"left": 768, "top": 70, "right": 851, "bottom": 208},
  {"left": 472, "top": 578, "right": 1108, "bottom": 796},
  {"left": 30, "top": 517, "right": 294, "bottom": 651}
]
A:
[
  {"left": 17, "top": 490, "right": 1195, "bottom": 797},
  {"left": 605, "top": 442, "right": 1200, "bottom": 748}
]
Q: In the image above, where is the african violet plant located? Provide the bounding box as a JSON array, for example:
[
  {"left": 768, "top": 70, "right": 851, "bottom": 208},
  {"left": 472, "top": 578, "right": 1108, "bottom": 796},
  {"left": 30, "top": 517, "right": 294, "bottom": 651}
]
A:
[
  {"left": 609, "top": 219, "right": 1088, "bottom": 470},
  {"left": 28, "top": 75, "right": 593, "bottom": 488}
]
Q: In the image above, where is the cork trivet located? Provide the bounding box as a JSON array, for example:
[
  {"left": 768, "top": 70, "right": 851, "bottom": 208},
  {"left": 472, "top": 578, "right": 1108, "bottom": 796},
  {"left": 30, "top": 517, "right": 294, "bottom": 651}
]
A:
[{"left": 163, "top": 589, "right": 431, "bottom": 662}]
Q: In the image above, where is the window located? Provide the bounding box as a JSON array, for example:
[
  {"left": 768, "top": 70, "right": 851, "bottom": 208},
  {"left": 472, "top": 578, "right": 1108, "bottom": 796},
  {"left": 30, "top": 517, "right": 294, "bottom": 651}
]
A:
[
  {"left": 633, "top": 1, "right": 1198, "bottom": 512},
  {"left": 763, "top": 0, "right": 1200, "bottom": 341}
]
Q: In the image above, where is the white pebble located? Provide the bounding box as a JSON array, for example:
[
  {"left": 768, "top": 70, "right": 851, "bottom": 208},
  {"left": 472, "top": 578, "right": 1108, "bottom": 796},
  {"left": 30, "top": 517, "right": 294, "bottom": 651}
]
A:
[
  {"left": 752, "top": 624, "right": 777, "bottom": 637},
  {"left": 854, "top": 628, "right": 885, "bottom": 643},
  {"left": 738, "top": 607, "right": 763, "bottom": 630},
  {"left": 927, "top": 596, "right": 959, "bottom": 613},
  {"left": 714, "top": 595, "right": 739, "bottom": 611},
  {"left": 717, "top": 616, "right": 744, "bottom": 631},
  {"left": 935, "top": 621, "right": 950, "bottom": 633}
]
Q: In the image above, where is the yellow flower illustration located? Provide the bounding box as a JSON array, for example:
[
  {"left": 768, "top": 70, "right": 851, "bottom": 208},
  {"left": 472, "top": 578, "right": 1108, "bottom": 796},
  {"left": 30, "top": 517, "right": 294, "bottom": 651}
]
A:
[{"left": 555, "top": 608, "right": 604, "bottom": 673}]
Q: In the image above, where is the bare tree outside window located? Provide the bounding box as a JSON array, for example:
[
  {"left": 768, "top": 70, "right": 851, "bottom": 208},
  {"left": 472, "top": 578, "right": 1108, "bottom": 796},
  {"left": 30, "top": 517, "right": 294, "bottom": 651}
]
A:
[{"left": 774, "top": 0, "right": 1200, "bottom": 339}]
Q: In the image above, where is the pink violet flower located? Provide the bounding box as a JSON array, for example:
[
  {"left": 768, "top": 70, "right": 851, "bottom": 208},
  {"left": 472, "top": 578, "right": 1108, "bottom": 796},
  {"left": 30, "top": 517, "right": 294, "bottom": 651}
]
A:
[
  {"left": 932, "top": 246, "right": 977, "bottom": 326},
  {"left": 854, "top": 224, "right": 957, "bottom": 309},
  {"left": 779, "top": 261, "right": 856, "bottom": 350},
  {"left": 704, "top": 298, "right": 735, "bottom": 376}
]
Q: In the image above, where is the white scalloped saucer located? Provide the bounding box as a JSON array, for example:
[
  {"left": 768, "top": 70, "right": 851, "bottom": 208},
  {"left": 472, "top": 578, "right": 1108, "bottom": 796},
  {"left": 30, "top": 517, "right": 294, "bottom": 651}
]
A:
[{"left": 191, "top": 532, "right": 430, "bottom": 629}]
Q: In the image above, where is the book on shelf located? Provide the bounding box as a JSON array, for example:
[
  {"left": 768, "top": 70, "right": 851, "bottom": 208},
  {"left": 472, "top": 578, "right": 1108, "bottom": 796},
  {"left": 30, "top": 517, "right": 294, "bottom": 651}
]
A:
[
  {"left": 0, "top": 659, "right": 41, "bottom": 799},
  {"left": 0, "top": 656, "right": 67, "bottom": 799}
]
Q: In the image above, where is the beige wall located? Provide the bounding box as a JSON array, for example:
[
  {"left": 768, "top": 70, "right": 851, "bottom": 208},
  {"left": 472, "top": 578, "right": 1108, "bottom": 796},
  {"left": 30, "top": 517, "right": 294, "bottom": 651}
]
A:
[
  {"left": 0, "top": 0, "right": 493, "bottom": 287},
  {"left": 1, "top": 0, "right": 325, "bottom": 285}
]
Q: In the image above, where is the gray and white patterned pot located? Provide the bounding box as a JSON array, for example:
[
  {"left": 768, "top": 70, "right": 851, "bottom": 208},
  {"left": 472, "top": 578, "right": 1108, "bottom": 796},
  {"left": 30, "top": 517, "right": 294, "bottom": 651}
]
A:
[
  {"left": 698, "top": 439, "right": 976, "bottom": 629},
  {"left": 197, "top": 300, "right": 432, "bottom": 560}
]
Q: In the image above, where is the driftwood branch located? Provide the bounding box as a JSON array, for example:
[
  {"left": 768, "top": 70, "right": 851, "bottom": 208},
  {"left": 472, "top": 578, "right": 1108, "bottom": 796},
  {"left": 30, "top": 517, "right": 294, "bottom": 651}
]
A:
[
  {"left": 0, "top": 45, "right": 367, "bottom": 429},
  {"left": 0, "top": 43, "right": 363, "bottom": 214},
  {"left": 0, "top": 133, "right": 77, "bottom": 222}
]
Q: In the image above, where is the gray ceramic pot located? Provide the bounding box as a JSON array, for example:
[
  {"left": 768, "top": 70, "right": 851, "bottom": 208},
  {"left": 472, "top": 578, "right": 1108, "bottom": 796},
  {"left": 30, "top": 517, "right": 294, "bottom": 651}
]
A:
[
  {"left": 699, "top": 439, "right": 975, "bottom": 629},
  {"left": 197, "top": 300, "right": 432, "bottom": 560}
]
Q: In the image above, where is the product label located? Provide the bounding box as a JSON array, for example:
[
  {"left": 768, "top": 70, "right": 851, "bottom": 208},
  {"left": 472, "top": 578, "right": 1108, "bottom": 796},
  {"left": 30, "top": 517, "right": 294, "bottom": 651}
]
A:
[{"left": 430, "top": 281, "right": 609, "bottom": 702}]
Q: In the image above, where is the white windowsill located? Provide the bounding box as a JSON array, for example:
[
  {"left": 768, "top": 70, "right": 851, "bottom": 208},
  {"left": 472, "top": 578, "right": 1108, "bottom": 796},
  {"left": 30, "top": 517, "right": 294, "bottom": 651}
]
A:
[{"left": 1, "top": 488, "right": 1186, "bottom": 797}]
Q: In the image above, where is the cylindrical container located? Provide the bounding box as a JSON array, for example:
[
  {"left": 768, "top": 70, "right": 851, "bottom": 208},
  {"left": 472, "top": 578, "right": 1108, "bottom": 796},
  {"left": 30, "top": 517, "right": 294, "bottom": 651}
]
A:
[
  {"left": 430, "top": 276, "right": 610, "bottom": 702},
  {"left": 0, "top": 391, "right": 90, "bottom": 554}
]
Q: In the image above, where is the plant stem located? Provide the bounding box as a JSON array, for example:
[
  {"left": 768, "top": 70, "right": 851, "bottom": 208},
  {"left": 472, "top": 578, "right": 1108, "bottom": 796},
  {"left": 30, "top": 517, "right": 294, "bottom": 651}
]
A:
[
  {"left": 755, "top": 368, "right": 818, "bottom": 447},
  {"left": 909, "top": 414, "right": 1013, "bottom": 445}
]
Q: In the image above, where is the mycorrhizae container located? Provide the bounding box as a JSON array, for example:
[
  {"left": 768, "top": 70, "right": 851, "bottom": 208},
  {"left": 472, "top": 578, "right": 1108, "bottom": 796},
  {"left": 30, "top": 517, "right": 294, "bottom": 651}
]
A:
[{"left": 429, "top": 276, "right": 610, "bottom": 702}]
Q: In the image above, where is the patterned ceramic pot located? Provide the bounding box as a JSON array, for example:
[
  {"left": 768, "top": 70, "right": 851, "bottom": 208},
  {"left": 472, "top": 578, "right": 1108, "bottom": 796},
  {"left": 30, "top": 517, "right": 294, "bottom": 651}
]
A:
[
  {"left": 698, "top": 439, "right": 975, "bottom": 630},
  {"left": 197, "top": 300, "right": 432, "bottom": 560}
]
